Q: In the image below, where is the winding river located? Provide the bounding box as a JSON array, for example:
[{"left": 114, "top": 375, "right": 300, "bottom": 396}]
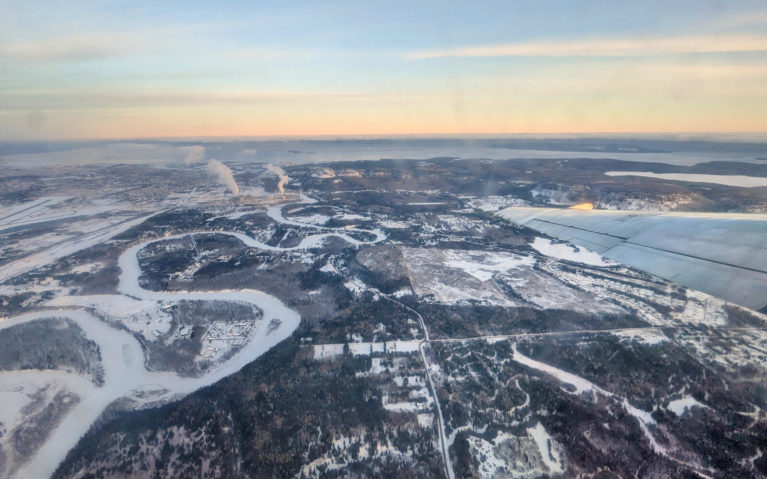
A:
[{"left": 4, "top": 202, "right": 385, "bottom": 479}]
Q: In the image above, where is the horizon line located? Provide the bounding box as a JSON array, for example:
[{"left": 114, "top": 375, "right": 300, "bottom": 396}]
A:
[{"left": 3, "top": 131, "right": 767, "bottom": 144}]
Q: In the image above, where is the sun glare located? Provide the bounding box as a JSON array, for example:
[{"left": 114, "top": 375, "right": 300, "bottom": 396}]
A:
[{"left": 570, "top": 202, "right": 595, "bottom": 210}]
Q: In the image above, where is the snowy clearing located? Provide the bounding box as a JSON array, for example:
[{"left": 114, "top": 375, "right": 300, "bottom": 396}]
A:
[
  {"left": 313, "top": 340, "right": 421, "bottom": 359},
  {"left": 530, "top": 237, "right": 614, "bottom": 267},
  {"left": 668, "top": 396, "right": 709, "bottom": 416},
  {"left": 526, "top": 422, "right": 565, "bottom": 474},
  {"left": 613, "top": 329, "right": 669, "bottom": 346},
  {"left": 401, "top": 247, "right": 534, "bottom": 307}
]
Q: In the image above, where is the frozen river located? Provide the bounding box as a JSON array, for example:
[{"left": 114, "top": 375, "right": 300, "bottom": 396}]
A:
[{"left": 3, "top": 203, "right": 386, "bottom": 478}]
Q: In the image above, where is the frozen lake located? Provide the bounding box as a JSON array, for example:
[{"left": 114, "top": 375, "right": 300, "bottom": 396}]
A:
[{"left": 605, "top": 171, "right": 767, "bottom": 188}]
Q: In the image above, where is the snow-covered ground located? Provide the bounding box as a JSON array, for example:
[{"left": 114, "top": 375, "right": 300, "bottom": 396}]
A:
[
  {"left": 466, "top": 425, "right": 565, "bottom": 479},
  {"left": 401, "top": 246, "right": 623, "bottom": 313},
  {"left": 667, "top": 396, "right": 709, "bottom": 416},
  {"left": 526, "top": 422, "right": 565, "bottom": 474},
  {"left": 4, "top": 165, "right": 764, "bottom": 478},
  {"left": 530, "top": 237, "right": 615, "bottom": 267},
  {"left": 313, "top": 340, "right": 421, "bottom": 359},
  {"left": 511, "top": 344, "right": 678, "bottom": 460},
  {"left": 1, "top": 194, "right": 393, "bottom": 479},
  {"left": 46, "top": 294, "right": 174, "bottom": 339},
  {"left": 10, "top": 276, "right": 299, "bottom": 479},
  {"left": 288, "top": 213, "right": 331, "bottom": 225},
  {"left": 0, "top": 213, "right": 156, "bottom": 284},
  {"left": 512, "top": 345, "right": 604, "bottom": 397},
  {"left": 0, "top": 196, "right": 122, "bottom": 233},
  {"left": 536, "top": 255, "right": 732, "bottom": 328},
  {"left": 613, "top": 329, "right": 669, "bottom": 346},
  {"left": 377, "top": 219, "right": 411, "bottom": 229},
  {"left": 344, "top": 279, "right": 368, "bottom": 295},
  {"left": 465, "top": 195, "right": 531, "bottom": 212},
  {"left": 440, "top": 249, "right": 535, "bottom": 282},
  {"left": 313, "top": 344, "right": 345, "bottom": 360},
  {"left": 335, "top": 213, "right": 371, "bottom": 221},
  {"left": 401, "top": 247, "right": 534, "bottom": 307}
]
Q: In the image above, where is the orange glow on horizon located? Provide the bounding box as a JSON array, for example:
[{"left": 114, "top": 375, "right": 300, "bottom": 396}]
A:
[
  {"left": 4, "top": 88, "right": 767, "bottom": 141},
  {"left": 570, "top": 203, "right": 595, "bottom": 210}
]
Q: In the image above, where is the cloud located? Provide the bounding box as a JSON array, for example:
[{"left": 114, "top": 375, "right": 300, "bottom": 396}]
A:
[
  {"left": 206, "top": 159, "right": 240, "bottom": 196},
  {"left": 405, "top": 33, "right": 767, "bottom": 59},
  {"left": 0, "top": 34, "right": 144, "bottom": 62},
  {"left": 227, "top": 47, "right": 334, "bottom": 62},
  {"left": 266, "top": 164, "right": 289, "bottom": 194},
  {"left": 465, "top": 61, "right": 767, "bottom": 97},
  {"left": 183, "top": 145, "right": 206, "bottom": 165},
  {"left": 704, "top": 9, "right": 767, "bottom": 30},
  {"left": 0, "top": 89, "right": 399, "bottom": 112}
]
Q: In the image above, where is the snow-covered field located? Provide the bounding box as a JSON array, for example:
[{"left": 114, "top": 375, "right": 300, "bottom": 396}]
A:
[
  {"left": 667, "top": 396, "right": 709, "bottom": 416},
  {"left": 0, "top": 196, "right": 122, "bottom": 233},
  {"left": 313, "top": 340, "right": 421, "bottom": 360},
  {"left": 530, "top": 237, "right": 614, "bottom": 267},
  {"left": 465, "top": 195, "right": 531, "bottom": 212},
  {"left": 401, "top": 246, "right": 626, "bottom": 313},
  {"left": 439, "top": 249, "right": 535, "bottom": 282},
  {"left": 0, "top": 213, "right": 155, "bottom": 284},
  {"left": 401, "top": 247, "right": 535, "bottom": 306}
]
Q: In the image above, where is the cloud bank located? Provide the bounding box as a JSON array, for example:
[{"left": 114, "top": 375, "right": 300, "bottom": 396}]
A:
[
  {"left": 405, "top": 33, "right": 767, "bottom": 59},
  {"left": 0, "top": 34, "right": 143, "bottom": 63}
]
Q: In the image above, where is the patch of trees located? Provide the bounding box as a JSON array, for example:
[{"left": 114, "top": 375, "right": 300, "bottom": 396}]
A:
[
  {"left": 419, "top": 304, "right": 648, "bottom": 339},
  {"left": 0, "top": 317, "right": 103, "bottom": 384},
  {"left": 56, "top": 337, "right": 443, "bottom": 478},
  {"left": 115, "top": 209, "right": 210, "bottom": 241}
]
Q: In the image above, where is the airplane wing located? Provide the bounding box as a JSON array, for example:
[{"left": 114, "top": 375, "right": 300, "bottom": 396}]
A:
[{"left": 499, "top": 207, "right": 767, "bottom": 312}]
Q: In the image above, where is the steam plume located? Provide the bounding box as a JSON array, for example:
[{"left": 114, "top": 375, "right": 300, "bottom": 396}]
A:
[
  {"left": 184, "top": 145, "right": 206, "bottom": 165},
  {"left": 206, "top": 159, "right": 240, "bottom": 196},
  {"left": 266, "top": 164, "right": 290, "bottom": 195}
]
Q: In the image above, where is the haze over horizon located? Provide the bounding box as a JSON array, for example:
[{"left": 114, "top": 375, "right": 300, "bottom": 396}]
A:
[{"left": 2, "top": 0, "right": 767, "bottom": 141}]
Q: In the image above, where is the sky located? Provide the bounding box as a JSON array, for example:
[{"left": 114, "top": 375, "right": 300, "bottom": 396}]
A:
[{"left": 1, "top": 0, "right": 767, "bottom": 140}]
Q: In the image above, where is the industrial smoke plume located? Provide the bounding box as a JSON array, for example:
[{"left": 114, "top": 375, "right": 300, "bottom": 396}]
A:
[
  {"left": 206, "top": 159, "right": 240, "bottom": 196},
  {"left": 266, "top": 164, "right": 289, "bottom": 195},
  {"left": 184, "top": 145, "right": 206, "bottom": 165}
]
